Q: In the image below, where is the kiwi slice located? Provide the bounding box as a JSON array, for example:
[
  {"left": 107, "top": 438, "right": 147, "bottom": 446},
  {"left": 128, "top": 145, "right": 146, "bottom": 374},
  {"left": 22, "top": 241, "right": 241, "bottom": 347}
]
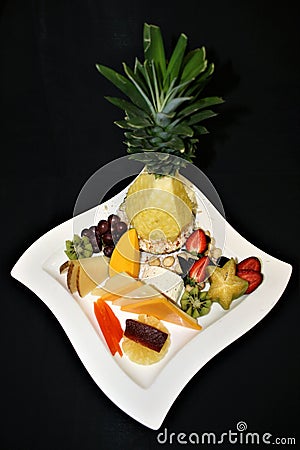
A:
[
  {"left": 206, "top": 259, "right": 248, "bottom": 309},
  {"left": 180, "top": 286, "right": 212, "bottom": 318}
]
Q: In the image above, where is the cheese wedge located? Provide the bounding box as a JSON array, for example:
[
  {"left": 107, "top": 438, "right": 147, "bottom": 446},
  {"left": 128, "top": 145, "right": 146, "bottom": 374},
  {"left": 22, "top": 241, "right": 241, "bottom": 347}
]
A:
[
  {"left": 121, "top": 297, "right": 202, "bottom": 330},
  {"left": 91, "top": 272, "right": 142, "bottom": 299},
  {"left": 76, "top": 256, "right": 109, "bottom": 298},
  {"left": 141, "top": 265, "right": 184, "bottom": 303},
  {"left": 113, "top": 284, "right": 163, "bottom": 306},
  {"left": 109, "top": 228, "right": 140, "bottom": 278}
]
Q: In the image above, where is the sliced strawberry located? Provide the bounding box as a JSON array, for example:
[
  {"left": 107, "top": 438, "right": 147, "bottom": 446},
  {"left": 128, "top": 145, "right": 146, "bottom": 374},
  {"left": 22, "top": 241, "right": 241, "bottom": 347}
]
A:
[
  {"left": 238, "top": 257, "right": 261, "bottom": 272},
  {"left": 189, "top": 256, "right": 210, "bottom": 283},
  {"left": 186, "top": 229, "right": 207, "bottom": 254},
  {"left": 237, "top": 269, "right": 263, "bottom": 294}
]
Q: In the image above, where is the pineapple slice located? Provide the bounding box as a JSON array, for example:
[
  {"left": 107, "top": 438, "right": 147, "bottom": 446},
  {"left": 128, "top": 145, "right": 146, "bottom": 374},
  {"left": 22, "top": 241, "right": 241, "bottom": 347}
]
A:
[
  {"left": 125, "top": 173, "right": 195, "bottom": 244},
  {"left": 122, "top": 315, "right": 170, "bottom": 365}
]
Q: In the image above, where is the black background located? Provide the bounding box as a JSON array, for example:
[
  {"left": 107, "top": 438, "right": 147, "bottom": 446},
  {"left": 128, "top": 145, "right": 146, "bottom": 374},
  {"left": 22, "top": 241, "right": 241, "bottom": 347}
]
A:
[{"left": 1, "top": 1, "right": 299, "bottom": 449}]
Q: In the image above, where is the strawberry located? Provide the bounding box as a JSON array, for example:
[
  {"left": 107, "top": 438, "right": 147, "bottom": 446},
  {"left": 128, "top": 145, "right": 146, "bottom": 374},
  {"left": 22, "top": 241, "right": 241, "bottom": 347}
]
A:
[
  {"left": 189, "top": 256, "right": 210, "bottom": 283},
  {"left": 238, "top": 257, "right": 261, "bottom": 273},
  {"left": 237, "top": 269, "right": 263, "bottom": 294},
  {"left": 186, "top": 229, "right": 207, "bottom": 255}
]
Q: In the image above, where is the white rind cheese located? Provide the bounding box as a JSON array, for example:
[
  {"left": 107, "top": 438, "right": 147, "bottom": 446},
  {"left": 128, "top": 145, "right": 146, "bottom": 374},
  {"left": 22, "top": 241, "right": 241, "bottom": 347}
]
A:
[{"left": 140, "top": 265, "right": 184, "bottom": 303}]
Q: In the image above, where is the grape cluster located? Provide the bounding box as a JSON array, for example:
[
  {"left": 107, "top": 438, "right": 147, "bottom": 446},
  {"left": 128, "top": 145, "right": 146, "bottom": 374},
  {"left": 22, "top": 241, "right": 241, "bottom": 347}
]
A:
[{"left": 81, "top": 214, "right": 127, "bottom": 258}]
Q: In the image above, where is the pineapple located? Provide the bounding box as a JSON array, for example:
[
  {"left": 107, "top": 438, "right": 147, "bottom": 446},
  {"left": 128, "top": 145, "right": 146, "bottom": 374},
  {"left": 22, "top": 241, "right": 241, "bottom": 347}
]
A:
[{"left": 96, "top": 24, "right": 223, "bottom": 252}]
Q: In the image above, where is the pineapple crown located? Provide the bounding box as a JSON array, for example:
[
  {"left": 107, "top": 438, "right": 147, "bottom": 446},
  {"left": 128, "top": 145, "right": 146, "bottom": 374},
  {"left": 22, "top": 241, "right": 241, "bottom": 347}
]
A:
[{"left": 96, "top": 23, "right": 224, "bottom": 175}]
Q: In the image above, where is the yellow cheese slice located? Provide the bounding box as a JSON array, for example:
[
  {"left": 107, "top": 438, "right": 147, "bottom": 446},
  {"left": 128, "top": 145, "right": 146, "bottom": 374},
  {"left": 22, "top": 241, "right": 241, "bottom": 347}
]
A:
[
  {"left": 121, "top": 297, "right": 202, "bottom": 330},
  {"left": 91, "top": 272, "right": 142, "bottom": 299},
  {"left": 76, "top": 256, "right": 109, "bottom": 298},
  {"left": 109, "top": 228, "right": 140, "bottom": 278},
  {"left": 113, "top": 284, "right": 164, "bottom": 306}
]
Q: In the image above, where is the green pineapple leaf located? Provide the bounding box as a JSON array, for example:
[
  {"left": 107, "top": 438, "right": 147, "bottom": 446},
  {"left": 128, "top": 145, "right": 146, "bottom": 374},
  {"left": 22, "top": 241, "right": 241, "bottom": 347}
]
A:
[
  {"left": 143, "top": 23, "right": 166, "bottom": 81},
  {"left": 178, "top": 96, "right": 224, "bottom": 118},
  {"left": 164, "top": 33, "right": 187, "bottom": 90},
  {"left": 167, "top": 122, "right": 194, "bottom": 136},
  {"left": 193, "top": 125, "right": 209, "bottom": 135},
  {"left": 181, "top": 48, "right": 207, "bottom": 83},
  {"left": 122, "top": 63, "right": 155, "bottom": 115},
  {"left": 162, "top": 97, "right": 192, "bottom": 114},
  {"left": 187, "top": 110, "right": 217, "bottom": 126},
  {"left": 104, "top": 96, "right": 150, "bottom": 119},
  {"left": 96, "top": 24, "right": 224, "bottom": 174}
]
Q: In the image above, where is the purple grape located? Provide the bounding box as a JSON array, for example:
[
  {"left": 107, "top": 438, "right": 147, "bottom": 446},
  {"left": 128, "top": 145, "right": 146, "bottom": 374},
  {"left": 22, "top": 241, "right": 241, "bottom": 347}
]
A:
[
  {"left": 102, "top": 232, "right": 113, "bottom": 245},
  {"left": 81, "top": 228, "right": 91, "bottom": 238},
  {"left": 116, "top": 221, "right": 127, "bottom": 233},
  {"left": 103, "top": 245, "right": 114, "bottom": 257},
  {"left": 91, "top": 235, "right": 101, "bottom": 253},
  {"left": 108, "top": 214, "right": 120, "bottom": 226},
  {"left": 97, "top": 219, "right": 109, "bottom": 235},
  {"left": 94, "top": 228, "right": 102, "bottom": 250}
]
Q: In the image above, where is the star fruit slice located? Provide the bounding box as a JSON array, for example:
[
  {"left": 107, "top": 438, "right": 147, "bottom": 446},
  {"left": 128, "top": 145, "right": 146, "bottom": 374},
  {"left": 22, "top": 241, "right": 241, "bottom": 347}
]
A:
[{"left": 206, "top": 259, "right": 248, "bottom": 309}]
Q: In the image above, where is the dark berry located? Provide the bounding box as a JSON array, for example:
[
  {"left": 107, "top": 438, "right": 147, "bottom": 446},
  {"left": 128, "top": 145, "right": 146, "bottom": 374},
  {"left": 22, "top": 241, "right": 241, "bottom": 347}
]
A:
[
  {"left": 97, "top": 219, "right": 109, "bottom": 235},
  {"left": 108, "top": 214, "right": 120, "bottom": 226},
  {"left": 103, "top": 245, "right": 114, "bottom": 257},
  {"left": 81, "top": 228, "right": 91, "bottom": 238},
  {"left": 102, "top": 232, "right": 113, "bottom": 245},
  {"left": 94, "top": 229, "right": 102, "bottom": 251},
  {"left": 116, "top": 221, "right": 127, "bottom": 233}
]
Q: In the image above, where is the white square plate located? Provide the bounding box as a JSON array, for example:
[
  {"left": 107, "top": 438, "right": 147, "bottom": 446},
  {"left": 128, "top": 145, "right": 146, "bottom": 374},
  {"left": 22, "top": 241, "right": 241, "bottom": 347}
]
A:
[{"left": 11, "top": 185, "right": 292, "bottom": 429}]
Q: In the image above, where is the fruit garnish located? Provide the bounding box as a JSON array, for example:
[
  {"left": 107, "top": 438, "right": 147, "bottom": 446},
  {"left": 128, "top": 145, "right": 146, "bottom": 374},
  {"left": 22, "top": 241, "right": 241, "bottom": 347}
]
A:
[
  {"left": 238, "top": 256, "right": 261, "bottom": 273},
  {"left": 64, "top": 234, "right": 93, "bottom": 260},
  {"left": 125, "top": 173, "right": 195, "bottom": 250},
  {"left": 122, "top": 315, "right": 170, "bottom": 365},
  {"left": 96, "top": 23, "right": 223, "bottom": 251},
  {"left": 124, "top": 318, "right": 168, "bottom": 353},
  {"left": 236, "top": 269, "right": 263, "bottom": 294},
  {"left": 96, "top": 23, "right": 223, "bottom": 175},
  {"left": 82, "top": 226, "right": 101, "bottom": 253},
  {"left": 206, "top": 258, "right": 248, "bottom": 309},
  {"left": 180, "top": 287, "right": 212, "bottom": 318},
  {"left": 94, "top": 301, "right": 123, "bottom": 357},
  {"left": 189, "top": 255, "right": 210, "bottom": 283},
  {"left": 185, "top": 229, "right": 207, "bottom": 255}
]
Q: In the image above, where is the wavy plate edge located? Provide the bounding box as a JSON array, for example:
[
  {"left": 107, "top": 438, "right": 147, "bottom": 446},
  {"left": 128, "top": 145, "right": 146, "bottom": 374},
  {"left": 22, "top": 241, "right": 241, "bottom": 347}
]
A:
[{"left": 11, "top": 187, "right": 292, "bottom": 429}]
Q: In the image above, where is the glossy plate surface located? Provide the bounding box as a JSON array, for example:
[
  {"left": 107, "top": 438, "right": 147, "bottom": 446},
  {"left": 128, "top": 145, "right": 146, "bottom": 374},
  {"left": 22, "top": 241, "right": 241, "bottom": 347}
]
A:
[{"left": 11, "top": 184, "right": 292, "bottom": 429}]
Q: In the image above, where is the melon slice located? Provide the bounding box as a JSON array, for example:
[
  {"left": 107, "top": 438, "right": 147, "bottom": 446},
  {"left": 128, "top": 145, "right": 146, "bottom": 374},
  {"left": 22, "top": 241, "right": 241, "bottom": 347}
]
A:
[
  {"left": 121, "top": 297, "right": 202, "bottom": 330},
  {"left": 76, "top": 256, "right": 109, "bottom": 298},
  {"left": 109, "top": 228, "right": 140, "bottom": 278}
]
